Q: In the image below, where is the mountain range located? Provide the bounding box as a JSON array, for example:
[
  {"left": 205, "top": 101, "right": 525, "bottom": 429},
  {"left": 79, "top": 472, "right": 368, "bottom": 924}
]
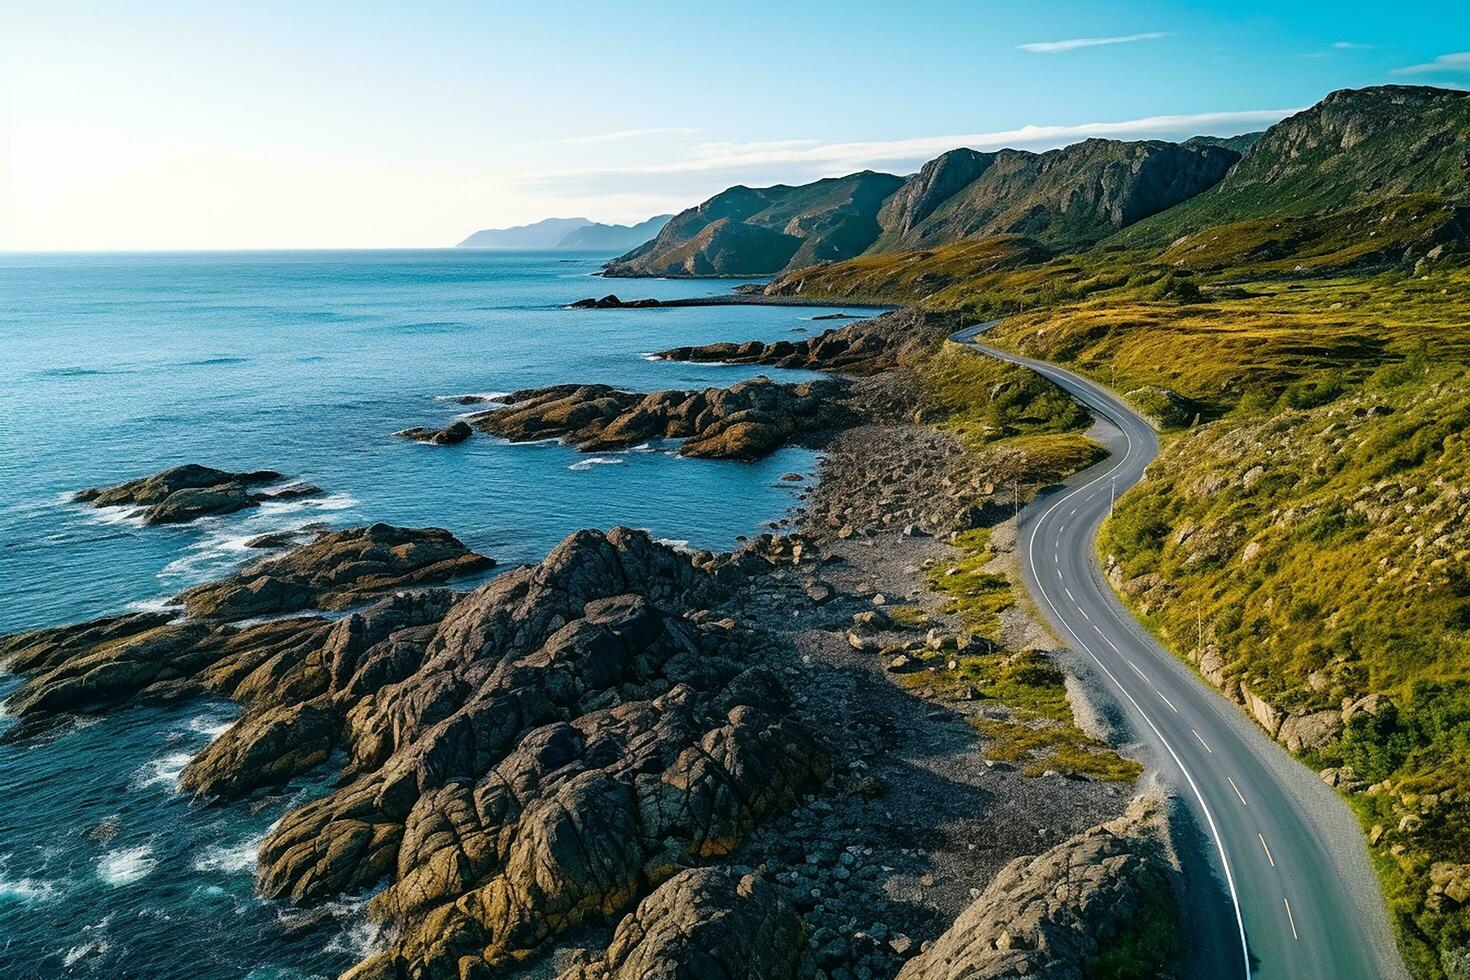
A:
[
  {"left": 457, "top": 214, "right": 672, "bottom": 251},
  {"left": 603, "top": 85, "right": 1470, "bottom": 281}
]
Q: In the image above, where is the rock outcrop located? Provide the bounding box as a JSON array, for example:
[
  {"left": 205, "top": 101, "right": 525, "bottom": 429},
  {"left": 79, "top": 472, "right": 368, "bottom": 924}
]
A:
[
  {"left": 559, "top": 867, "right": 814, "bottom": 980},
  {"left": 655, "top": 310, "right": 958, "bottom": 377},
  {"left": 177, "top": 523, "right": 492, "bottom": 619},
  {"left": 470, "top": 376, "right": 852, "bottom": 460},
  {"left": 394, "top": 420, "right": 472, "bottom": 445},
  {"left": 74, "top": 464, "right": 321, "bottom": 524},
  {"left": 895, "top": 798, "right": 1177, "bottom": 979},
  {"left": 1, "top": 527, "right": 827, "bottom": 979}
]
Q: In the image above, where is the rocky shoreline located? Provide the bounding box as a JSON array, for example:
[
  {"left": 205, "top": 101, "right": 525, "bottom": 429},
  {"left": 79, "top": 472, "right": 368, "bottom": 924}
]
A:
[{"left": 1, "top": 308, "right": 1180, "bottom": 979}]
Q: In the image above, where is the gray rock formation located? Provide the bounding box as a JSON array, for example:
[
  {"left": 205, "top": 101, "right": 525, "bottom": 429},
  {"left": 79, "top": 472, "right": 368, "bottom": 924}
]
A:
[
  {"left": 559, "top": 867, "right": 815, "bottom": 980},
  {"left": 896, "top": 797, "right": 1178, "bottom": 980},
  {"left": 73, "top": 464, "right": 320, "bottom": 524}
]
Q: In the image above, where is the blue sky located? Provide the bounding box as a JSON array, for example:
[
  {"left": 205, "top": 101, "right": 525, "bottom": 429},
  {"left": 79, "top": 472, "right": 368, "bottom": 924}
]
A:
[{"left": 3, "top": 0, "right": 1468, "bottom": 249}]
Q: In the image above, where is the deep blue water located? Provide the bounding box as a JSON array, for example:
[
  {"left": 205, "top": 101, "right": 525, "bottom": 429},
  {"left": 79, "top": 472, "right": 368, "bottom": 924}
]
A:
[{"left": 0, "top": 250, "right": 851, "bottom": 978}]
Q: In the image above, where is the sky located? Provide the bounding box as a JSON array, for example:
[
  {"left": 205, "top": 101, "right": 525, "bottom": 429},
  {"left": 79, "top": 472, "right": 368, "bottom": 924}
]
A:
[{"left": 2, "top": 0, "right": 1469, "bottom": 250}]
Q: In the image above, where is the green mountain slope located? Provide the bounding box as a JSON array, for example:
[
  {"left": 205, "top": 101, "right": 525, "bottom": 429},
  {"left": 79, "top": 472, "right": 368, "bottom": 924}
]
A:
[
  {"left": 870, "top": 139, "right": 1239, "bottom": 254},
  {"left": 1119, "top": 86, "right": 1470, "bottom": 250},
  {"left": 603, "top": 172, "right": 904, "bottom": 277}
]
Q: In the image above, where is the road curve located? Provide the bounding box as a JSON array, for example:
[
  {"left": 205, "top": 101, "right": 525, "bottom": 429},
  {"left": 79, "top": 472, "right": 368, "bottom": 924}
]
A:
[{"left": 951, "top": 323, "right": 1408, "bottom": 980}]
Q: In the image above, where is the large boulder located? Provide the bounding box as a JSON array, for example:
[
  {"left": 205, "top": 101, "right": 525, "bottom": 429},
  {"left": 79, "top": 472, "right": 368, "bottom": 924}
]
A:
[
  {"left": 896, "top": 797, "right": 1177, "bottom": 980},
  {"left": 559, "top": 868, "right": 814, "bottom": 980}
]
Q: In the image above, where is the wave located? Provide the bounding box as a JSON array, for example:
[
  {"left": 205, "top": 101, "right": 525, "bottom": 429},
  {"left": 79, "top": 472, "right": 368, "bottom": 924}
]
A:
[
  {"left": 568, "top": 456, "right": 626, "bottom": 471},
  {"left": 436, "top": 391, "right": 509, "bottom": 403},
  {"left": 193, "top": 835, "right": 263, "bottom": 874},
  {"left": 187, "top": 712, "right": 237, "bottom": 740},
  {"left": 134, "top": 751, "right": 193, "bottom": 790},
  {"left": 0, "top": 873, "right": 60, "bottom": 903},
  {"left": 31, "top": 366, "right": 136, "bottom": 379},
  {"left": 180, "top": 356, "right": 249, "bottom": 367},
  {"left": 98, "top": 845, "right": 157, "bottom": 886},
  {"left": 127, "top": 596, "right": 182, "bottom": 615},
  {"left": 63, "top": 939, "right": 110, "bottom": 967}
]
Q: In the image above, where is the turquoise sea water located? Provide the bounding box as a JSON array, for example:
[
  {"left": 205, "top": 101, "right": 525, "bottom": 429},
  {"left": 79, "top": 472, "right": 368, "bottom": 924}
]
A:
[{"left": 0, "top": 250, "right": 847, "bottom": 977}]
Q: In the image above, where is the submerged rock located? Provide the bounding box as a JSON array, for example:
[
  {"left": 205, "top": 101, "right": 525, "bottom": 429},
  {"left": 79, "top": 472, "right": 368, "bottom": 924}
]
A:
[
  {"left": 469, "top": 375, "right": 852, "bottom": 460},
  {"left": 394, "top": 420, "right": 472, "bottom": 445},
  {"left": 73, "top": 464, "right": 322, "bottom": 524}
]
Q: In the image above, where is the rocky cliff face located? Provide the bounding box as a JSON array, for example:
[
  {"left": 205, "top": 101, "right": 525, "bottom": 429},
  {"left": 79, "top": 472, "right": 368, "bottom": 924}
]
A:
[
  {"left": 603, "top": 172, "right": 905, "bottom": 277},
  {"left": 870, "top": 140, "right": 1239, "bottom": 254}
]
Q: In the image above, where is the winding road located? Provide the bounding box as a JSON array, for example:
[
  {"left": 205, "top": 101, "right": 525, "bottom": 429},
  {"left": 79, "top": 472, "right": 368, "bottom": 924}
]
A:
[{"left": 951, "top": 323, "right": 1408, "bottom": 980}]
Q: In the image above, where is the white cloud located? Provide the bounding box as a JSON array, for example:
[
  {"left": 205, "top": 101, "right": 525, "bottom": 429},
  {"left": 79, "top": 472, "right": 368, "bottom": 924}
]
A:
[
  {"left": 503, "top": 106, "right": 1299, "bottom": 189},
  {"left": 518, "top": 127, "right": 701, "bottom": 148},
  {"left": 1332, "top": 41, "right": 1375, "bottom": 50},
  {"left": 1392, "top": 52, "right": 1470, "bottom": 75},
  {"left": 1017, "top": 32, "right": 1169, "bottom": 55}
]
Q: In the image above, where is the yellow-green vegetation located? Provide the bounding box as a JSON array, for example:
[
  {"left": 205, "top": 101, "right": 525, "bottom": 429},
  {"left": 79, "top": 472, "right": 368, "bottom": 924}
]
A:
[
  {"left": 1099, "top": 361, "right": 1470, "bottom": 975},
  {"left": 1084, "top": 877, "right": 1181, "bottom": 979},
  {"left": 910, "top": 528, "right": 1141, "bottom": 782}
]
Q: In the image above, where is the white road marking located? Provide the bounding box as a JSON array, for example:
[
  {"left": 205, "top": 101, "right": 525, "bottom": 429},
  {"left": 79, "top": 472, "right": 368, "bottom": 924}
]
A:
[
  {"left": 1126, "top": 658, "right": 1148, "bottom": 679},
  {"left": 1192, "top": 729, "right": 1214, "bottom": 753},
  {"left": 1064, "top": 586, "right": 1076, "bottom": 602},
  {"left": 1227, "top": 776, "right": 1248, "bottom": 806},
  {"left": 1153, "top": 688, "right": 1179, "bottom": 713},
  {"left": 969, "top": 326, "right": 1251, "bottom": 978},
  {"left": 1284, "top": 898, "right": 1299, "bottom": 940},
  {"left": 1259, "top": 833, "right": 1276, "bottom": 868}
]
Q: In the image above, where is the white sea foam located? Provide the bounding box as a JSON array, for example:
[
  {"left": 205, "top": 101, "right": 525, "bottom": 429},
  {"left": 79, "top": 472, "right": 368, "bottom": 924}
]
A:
[
  {"left": 0, "top": 873, "right": 60, "bottom": 903},
  {"left": 88, "top": 504, "right": 147, "bottom": 527},
  {"left": 193, "top": 835, "right": 262, "bottom": 874},
  {"left": 98, "top": 845, "right": 157, "bottom": 885},
  {"left": 568, "top": 456, "right": 626, "bottom": 471},
  {"left": 256, "top": 491, "right": 357, "bottom": 515},
  {"left": 436, "top": 391, "right": 508, "bottom": 403},
  {"left": 135, "top": 751, "right": 193, "bottom": 789},
  {"left": 187, "top": 713, "right": 236, "bottom": 740},
  {"left": 655, "top": 538, "right": 693, "bottom": 552},
  {"left": 63, "top": 939, "right": 110, "bottom": 967},
  {"left": 127, "top": 596, "right": 181, "bottom": 615}
]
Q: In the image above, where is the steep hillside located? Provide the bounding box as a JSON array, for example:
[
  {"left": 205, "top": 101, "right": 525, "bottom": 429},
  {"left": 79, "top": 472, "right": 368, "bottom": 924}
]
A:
[
  {"left": 1120, "top": 86, "right": 1470, "bottom": 249},
  {"left": 603, "top": 172, "right": 904, "bottom": 277},
  {"left": 555, "top": 214, "right": 672, "bottom": 250},
  {"left": 870, "top": 139, "right": 1239, "bottom": 254}
]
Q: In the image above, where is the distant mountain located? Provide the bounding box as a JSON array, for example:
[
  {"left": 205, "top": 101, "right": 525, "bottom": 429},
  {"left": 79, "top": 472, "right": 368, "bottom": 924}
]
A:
[
  {"left": 603, "top": 172, "right": 906, "bottom": 277},
  {"left": 556, "top": 215, "right": 673, "bottom": 250},
  {"left": 458, "top": 215, "right": 672, "bottom": 250},
  {"left": 869, "top": 139, "right": 1239, "bottom": 254},
  {"left": 603, "top": 139, "right": 1239, "bottom": 277},
  {"left": 1183, "top": 132, "right": 1264, "bottom": 154}
]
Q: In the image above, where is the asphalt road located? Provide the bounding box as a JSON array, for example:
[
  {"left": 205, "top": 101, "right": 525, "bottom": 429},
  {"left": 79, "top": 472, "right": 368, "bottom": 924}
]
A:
[{"left": 951, "top": 323, "right": 1409, "bottom": 980}]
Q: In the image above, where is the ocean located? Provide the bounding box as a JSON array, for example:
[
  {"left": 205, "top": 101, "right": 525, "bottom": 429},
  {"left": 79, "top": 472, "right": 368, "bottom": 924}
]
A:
[{"left": 0, "top": 249, "right": 849, "bottom": 978}]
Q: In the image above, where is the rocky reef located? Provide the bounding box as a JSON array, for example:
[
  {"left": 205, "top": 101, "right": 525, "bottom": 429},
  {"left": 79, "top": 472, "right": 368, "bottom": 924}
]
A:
[
  {"left": 469, "top": 375, "right": 852, "bottom": 460},
  {"left": 654, "top": 309, "right": 957, "bottom": 377},
  {"left": 0, "top": 524, "right": 490, "bottom": 733},
  {"left": 74, "top": 463, "right": 322, "bottom": 524},
  {"left": 0, "top": 526, "right": 828, "bottom": 979}
]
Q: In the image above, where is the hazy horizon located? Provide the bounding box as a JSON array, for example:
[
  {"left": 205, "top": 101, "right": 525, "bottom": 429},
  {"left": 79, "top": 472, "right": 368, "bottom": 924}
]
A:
[{"left": 4, "top": 0, "right": 1468, "bottom": 251}]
